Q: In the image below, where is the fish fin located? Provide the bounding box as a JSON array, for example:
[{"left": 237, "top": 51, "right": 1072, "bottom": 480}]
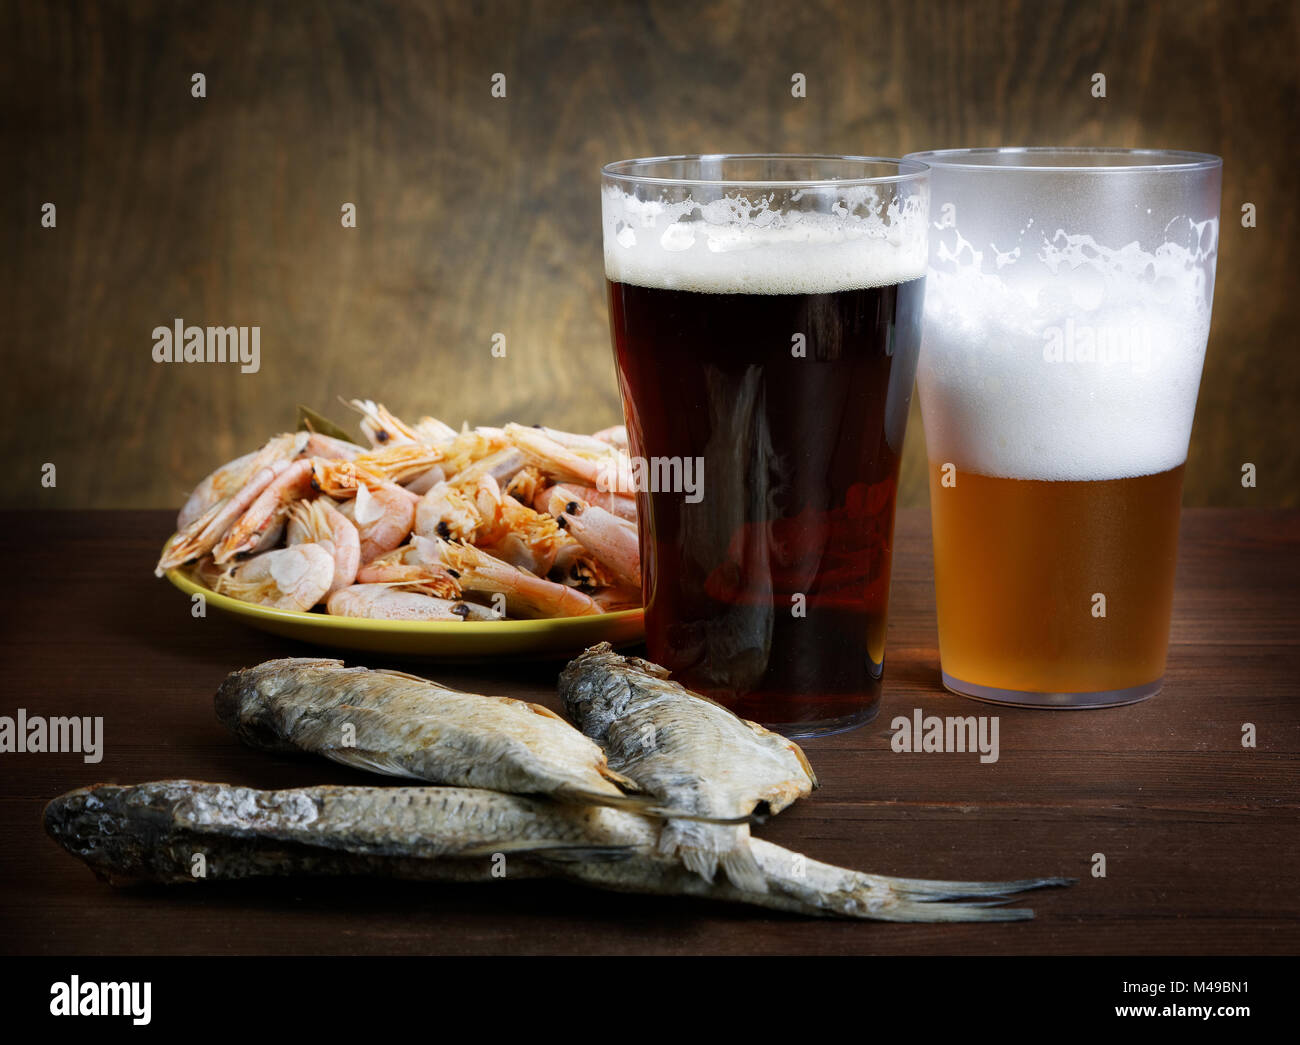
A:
[
  {"left": 757, "top": 843, "right": 1071, "bottom": 920},
  {"left": 851, "top": 880, "right": 1068, "bottom": 921},
  {"left": 718, "top": 844, "right": 768, "bottom": 894},
  {"left": 678, "top": 845, "right": 719, "bottom": 884},
  {"left": 863, "top": 900, "right": 1038, "bottom": 923},
  {"left": 673, "top": 841, "right": 769, "bottom": 894},
  {"left": 861, "top": 879, "right": 1072, "bottom": 921},
  {"left": 877, "top": 875, "right": 1076, "bottom": 901},
  {"left": 657, "top": 821, "right": 768, "bottom": 893},
  {"left": 320, "top": 747, "right": 422, "bottom": 779}
]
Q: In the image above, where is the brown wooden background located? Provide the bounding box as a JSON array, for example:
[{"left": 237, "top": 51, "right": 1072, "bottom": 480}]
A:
[{"left": 5, "top": 0, "right": 1298, "bottom": 510}]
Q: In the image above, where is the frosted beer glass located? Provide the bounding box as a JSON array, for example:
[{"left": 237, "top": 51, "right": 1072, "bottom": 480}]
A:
[
  {"left": 906, "top": 148, "right": 1222, "bottom": 707},
  {"left": 602, "top": 155, "right": 929, "bottom": 735}
]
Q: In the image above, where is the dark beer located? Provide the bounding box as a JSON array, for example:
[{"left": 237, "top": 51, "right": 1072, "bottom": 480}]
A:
[{"left": 608, "top": 277, "right": 925, "bottom": 732}]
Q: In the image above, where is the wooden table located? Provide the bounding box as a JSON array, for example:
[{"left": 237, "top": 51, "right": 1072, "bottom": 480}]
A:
[{"left": 1, "top": 509, "right": 1296, "bottom": 955}]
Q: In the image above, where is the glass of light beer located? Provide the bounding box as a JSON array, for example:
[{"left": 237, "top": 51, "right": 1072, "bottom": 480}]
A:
[
  {"left": 905, "top": 148, "right": 1221, "bottom": 707},
  {"left": 602, "top": 155, "right": 929, "bottom": 735}
]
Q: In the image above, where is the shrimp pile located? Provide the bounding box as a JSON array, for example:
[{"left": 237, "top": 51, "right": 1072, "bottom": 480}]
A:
[{"left": 155, "top": 401, "right": 641, "bottom": 620}]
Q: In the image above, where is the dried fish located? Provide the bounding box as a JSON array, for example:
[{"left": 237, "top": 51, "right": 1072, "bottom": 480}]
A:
[
  {"left": 45, "top": 782, "right": 1070, "bottom": 921},
  {"left": 215, "top": 657, "right": 669, "bottom": 814},
  {"left": 560, "top": 643, "right": 818, "bottom": 893}
]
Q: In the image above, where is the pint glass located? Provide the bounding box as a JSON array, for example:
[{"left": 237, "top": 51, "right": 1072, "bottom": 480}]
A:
[
  {"left": 906, "top": 148, "right": 1222, "bottom": 707},
  {"left": 602, "top": 155, "right": 929, "bottom": 735}
]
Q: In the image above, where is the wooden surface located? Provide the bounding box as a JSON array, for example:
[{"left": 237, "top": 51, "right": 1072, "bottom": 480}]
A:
[
  {"left": 1, "top": 507, "right": 1296, "bottom": 956},
  {"left": 5, "top": 0, "right": 1299, "bottom": 511}
]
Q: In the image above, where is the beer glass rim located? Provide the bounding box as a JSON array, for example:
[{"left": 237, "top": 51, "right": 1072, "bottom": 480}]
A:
[
  {"left": 601, "top": 154, "right": 929, "bottom": 188},
  {"left": 904, "top": 146, "right": 1221, "bottom": 173}
]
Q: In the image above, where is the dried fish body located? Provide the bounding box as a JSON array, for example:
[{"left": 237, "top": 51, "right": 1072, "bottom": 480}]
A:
[
  {"left": 44, "top": 782, "right": 652, "bottom": 878},
  {"left": 45, "top": 781, "right": 1070, "bottom": 921},
  {"left": 215, "top": 658, "right": 653, "bottom": 810},
  {"left": 560, "top": 643, "right": 818, "bottom": 892}
]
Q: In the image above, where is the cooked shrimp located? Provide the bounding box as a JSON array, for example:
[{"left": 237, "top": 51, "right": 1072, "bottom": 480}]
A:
[
  {"left": 453, "top": 446, "right": 527, "bottom": 485},
  {"left": 471, "top": 476, "right": 557, "bottom": 545},
  {"left": 435, "top": 538, "right": 603, "bottom": 618},
  {"left": 327, "top": 584, "right": 495, "bottom": 621},
  {"left": 533, "top": 426, "right": 620, "bottom": 454},
  {"left": 213, "top": 458, "right": 316, "bottom": 564},
  {"left": 302, "top": 432, "right": 362, "bottom": 460},
  {"left": 415, "top": 474, "right": 570, "bottom": 574},
  {"left": 355, "top": 537, "right": 462, "bottom": 598},
  {"left": 157, "top": 456, "right": 301, "bottom": 575},
  {"left": 161, "top": 401, "right": 647, "bottom": 621},
  {"left": 349, "top": 443, "right": 447, "bottom": 485},
  {"left": 549, "top": 541, "right": 618, "bottom": 591},
  {"left": 352, "top": 482, "right": 417, "bottom": 563},
  {"left": 542, "top": 482, "right": 637, "bottom": 522},
  {"left": 176, "top": 432, "right": 306, "bottom": 531},
  {"left": 214, "top": 544, "right": 334, "bottom": 611},
  {"left": 504, "top": 422, "right": 634, "bottom": 493},
  {"left": 591, "top": 586, "right": 642, "bottom": 611},
  {"left": 347, "top": 399, "right": 421, "bottom": 447},
  {"left": 549, "top": 491, "right": 641, "bottom": 589},
  {"left": 502, "top": 466, "right": 544, "bottom": 505},
  {"left": 414, "top": 478, "right": 481, "bottom": 542},
  {"left": 591, "top": 424, "right": 629, "bottom": 450},
  {"left": 404, "top": 464, "right": 447, "bottom": 495},
  {"left": 286, "top": 500, "right": 360, "bottom": 595},
  {"left": 347, "top": 399, "right": 458, "bottom": 448},
  {"left": 178, "top": 449, "right": 261, "bottom": 532},
  {"left": 308, "top": 447, "right": 440, "bottom": 490},
  {"left": 433, "top": 429, "right": 513, "bottom": 479},
  {"left": 248, "top": 518, "right": 286, "bottom": 553},
  {"left": 310, "top": 459, "right": 420, "bottom": 502}
]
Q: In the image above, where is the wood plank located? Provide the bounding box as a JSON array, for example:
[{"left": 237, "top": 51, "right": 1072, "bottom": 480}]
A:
[{"left": 0, "top": 508, "right": 1296, "bottom": 954}]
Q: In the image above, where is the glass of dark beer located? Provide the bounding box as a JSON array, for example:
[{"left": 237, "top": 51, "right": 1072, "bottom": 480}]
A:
[
  {"left": 905, "top": 148, "right": 1222, "bottom": 707},
  {"left": 602, "top": 155, "right": 929, "bottom": 735}
]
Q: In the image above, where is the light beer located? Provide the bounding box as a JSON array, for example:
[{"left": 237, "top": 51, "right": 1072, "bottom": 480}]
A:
[
  {"left": 908, "top": 147, "right": 1222, "bottom": 706},
  {"left": 928, "top": 463, "right": 1184, "bottom": 697}
]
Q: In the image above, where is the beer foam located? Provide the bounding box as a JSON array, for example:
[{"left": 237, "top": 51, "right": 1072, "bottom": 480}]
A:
[
  {"left": 603, "top": 185, "right": 928, "bottom": 294},
  {"left": 918, "top": 219, "right": 1218, "bottom": 482}
]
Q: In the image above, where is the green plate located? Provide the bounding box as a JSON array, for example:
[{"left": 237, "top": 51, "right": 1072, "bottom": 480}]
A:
[{"left": 164, "top": 565, "right": 644, "bottom": 660}]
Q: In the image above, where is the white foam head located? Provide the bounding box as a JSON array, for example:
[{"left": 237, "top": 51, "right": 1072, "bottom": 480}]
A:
[
  {"left": 602, "top": 185, "right": 928, "bottom": 295},
  {"left": 918, "top": 218, "right": 1218, "bottom": 482}
]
